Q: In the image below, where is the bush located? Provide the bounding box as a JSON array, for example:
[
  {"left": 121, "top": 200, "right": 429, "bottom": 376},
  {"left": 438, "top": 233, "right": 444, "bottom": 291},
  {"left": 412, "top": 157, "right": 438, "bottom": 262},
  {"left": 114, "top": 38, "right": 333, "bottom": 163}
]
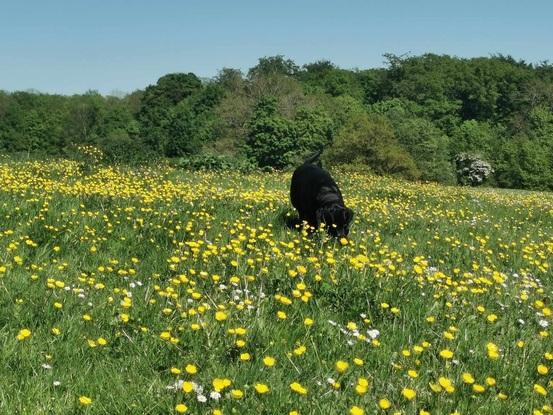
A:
[
  {"left": 324, "top": 114, "right": 420, "bottom": 180},
  {"left": 454, "top": 153, "right": 494, "bottom": 186},
  {"left": 517, "top": 139, "right": 553, "bottom": 190},
  {"left": 450, "top": 120, "right": 496, "bottom": 159},
  {"left": 175, "top": 153, "right": 256, "bottom": 172},
  {"left": 96, "top": 130, "right": 160, "bottom": 165},
  {"left": 245, "top": 97, "right": 296, "bottom": 169},
  {"left": 394, "top": 118, "right": 455, "bottom": 184}
]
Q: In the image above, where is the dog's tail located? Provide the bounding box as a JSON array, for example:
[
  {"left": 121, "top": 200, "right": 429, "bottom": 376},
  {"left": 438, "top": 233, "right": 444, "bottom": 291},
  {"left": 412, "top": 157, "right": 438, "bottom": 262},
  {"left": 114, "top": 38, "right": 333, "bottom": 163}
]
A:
[
  {"left": 282, "top": 150, "right": 323, "bottom": 172},
  {"left": 303, "top": 150, "right": 322, "bottom": 165}
]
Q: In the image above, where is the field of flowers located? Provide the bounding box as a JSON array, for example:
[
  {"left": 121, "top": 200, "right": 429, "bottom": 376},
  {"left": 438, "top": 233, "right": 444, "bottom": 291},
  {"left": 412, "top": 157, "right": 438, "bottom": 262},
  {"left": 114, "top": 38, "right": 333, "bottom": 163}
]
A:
[{"left": 1, "top": 158, "right": 552, "bottom": 415}]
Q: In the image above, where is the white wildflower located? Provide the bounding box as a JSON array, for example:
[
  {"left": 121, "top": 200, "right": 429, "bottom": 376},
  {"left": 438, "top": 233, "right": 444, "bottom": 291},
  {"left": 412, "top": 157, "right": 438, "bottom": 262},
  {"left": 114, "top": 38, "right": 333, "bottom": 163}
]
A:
[{"left": 367, "top": 329, "right": 380, "bottom": 339}]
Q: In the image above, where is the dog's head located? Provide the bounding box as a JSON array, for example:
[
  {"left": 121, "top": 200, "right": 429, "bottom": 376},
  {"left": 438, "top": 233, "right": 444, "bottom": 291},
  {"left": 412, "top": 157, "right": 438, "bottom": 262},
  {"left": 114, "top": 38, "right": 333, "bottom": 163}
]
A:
[{"left": 316, "top": 205, "right": 354, "bottom": 237}]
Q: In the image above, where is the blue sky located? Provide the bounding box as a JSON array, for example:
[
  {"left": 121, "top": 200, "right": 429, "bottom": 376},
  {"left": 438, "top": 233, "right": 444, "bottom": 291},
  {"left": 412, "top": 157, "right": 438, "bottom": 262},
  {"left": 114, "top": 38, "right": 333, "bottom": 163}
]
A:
[{"left": 1, "top": 0, "right": 552, "bottom": 95}]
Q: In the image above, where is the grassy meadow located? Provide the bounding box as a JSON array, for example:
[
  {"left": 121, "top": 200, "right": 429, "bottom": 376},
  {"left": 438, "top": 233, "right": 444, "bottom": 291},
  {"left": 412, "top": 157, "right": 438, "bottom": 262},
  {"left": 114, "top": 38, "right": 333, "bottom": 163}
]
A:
[{"left": 1, "top": 157, "right": 552, "bottom": 415}]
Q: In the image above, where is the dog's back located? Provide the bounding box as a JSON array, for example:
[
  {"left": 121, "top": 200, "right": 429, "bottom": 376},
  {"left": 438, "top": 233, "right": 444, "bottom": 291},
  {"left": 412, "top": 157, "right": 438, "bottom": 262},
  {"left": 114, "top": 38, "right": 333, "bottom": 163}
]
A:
[{"left": 291, "top": 163, "right": 342, "bottom": 212}]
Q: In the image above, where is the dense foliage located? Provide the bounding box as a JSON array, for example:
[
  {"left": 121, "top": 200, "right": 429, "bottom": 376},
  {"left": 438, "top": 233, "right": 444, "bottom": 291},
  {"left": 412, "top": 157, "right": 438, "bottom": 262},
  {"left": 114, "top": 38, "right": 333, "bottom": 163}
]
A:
[{"left": 1, "top": 54, "right": 553, "bottom": 189}]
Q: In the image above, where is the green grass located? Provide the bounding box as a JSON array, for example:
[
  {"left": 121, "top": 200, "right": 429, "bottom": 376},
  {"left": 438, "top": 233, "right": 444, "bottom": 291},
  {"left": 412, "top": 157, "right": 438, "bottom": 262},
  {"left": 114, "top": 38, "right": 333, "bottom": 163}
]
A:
[{"left": 0, "top": 159, "right": 552, "bottom": 415}]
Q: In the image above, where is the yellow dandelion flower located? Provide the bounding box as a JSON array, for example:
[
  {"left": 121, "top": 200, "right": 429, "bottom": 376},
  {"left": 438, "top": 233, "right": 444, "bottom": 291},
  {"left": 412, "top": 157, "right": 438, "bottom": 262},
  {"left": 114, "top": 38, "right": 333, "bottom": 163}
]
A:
[
  {"left": 212, "top": 378, "right": 231, "bottom": 391},
  {"left": 402, "top": 388, "right": 416, "bottom": 400},
  {"left": 79, "top": 396, "right": 92, "bottom": 406},
  {"left": 290, "top": 382, "right": 308, "bottom": 395},
  {"left": 355, "top": 384, "right": 368, "bottom": 395},
  {"left": 438, "top": 377, "right": 455, "bottom": 393},
  {"left": 335, "top": 360, "right": 349, "bottom": 373},
  {"left": 293, "top": 345, "right": 306, "bottom": 356},
  {"left": 429, "top": 382, "right": 442, "bottom": 393},
  {"left": 534, "top": 384, "right": 547, "bottom": 396},
  {"left": 231, "top": 389, "right": 244, "bottom": 399},
  {"left": 16, "top": 328, "right": 31, "bottom": 341},
  {"left": 378, "top": 398, "right": 391, "bottom": 409},
  {"left": 472, "top": 384, "right": 485, "bottom": 393},
  {"left": 254, "top": 383, "right": 270, "bottom": 394},
  {"left": 185, "top": 364, "right": 197, "bottom": 374},
  {"left": 357, "top": 377, "right": 369, "bottom": 387},
  {"left": 537, "top": 364, "right": 549, "bottom": 375},
  {"left": 353, "top": 357, "right": 364, "bottom": 366},
  {"left": 215, "top": 311, "right": 227, "bottom": 321},
  {"left": 263, "top": 356, "right": 276, "bottom": 367},
  {"left": 175, "top": 403, "right": 188, "bottom": 413},
  {"left": 182, "top": 381, "right": 194, "bottom": 393},
  {"left": 462, "top": 372, "right": 475, "bottom": 384}
]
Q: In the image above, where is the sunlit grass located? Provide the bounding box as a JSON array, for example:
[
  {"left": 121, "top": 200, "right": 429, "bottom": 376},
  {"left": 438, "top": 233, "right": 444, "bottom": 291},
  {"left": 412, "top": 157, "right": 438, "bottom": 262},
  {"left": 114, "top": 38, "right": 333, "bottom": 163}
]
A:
[{"left": 0, "top": 158, "right": 552, "bottom": 414}]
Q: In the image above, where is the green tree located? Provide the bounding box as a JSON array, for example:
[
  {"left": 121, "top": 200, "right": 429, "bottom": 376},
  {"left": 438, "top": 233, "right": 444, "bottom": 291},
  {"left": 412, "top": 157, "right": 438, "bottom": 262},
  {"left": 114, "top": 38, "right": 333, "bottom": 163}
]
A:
[
  {"left": 211, "top": 71, "right": 252, "bottom": 156},
  {"left": 63, "top": 91, "right": 104, "bottom": 144},
  {"left": 326, "top": 95, "right": 367, "bottom": 131},
  {"left": 163, "top": 83, "right": 222, "bottom": 157},
  {"left": 518, "top": 138, "right": 553, "bottom": 190},
  {"left": 450, "top": 120, "right": 497, "bottom": 159},
  {"left": 248, "top": 55, "right": 299, "bottom": 79},
  {"left": 294, "top": 107, "right": 333, "bottom": 154},
  {"left": 492, "top": 139, "right": 522, "bottom": 189},
  {"left": 299, "top": 60, "right": 365, "bottom": 99},
  {"left": 211, "top": 66, "right": 308, "bottom": 156},
  {"left": 138, "top": 73, "right": 202, "bottom": 151},
  {"left": 245, "top": 97, "right": 297, "bottom": 168},
  {"left": 395, "top": 118, "right": 455, "bottom": 183},
  {"left": 325, "top": 114, "right": 420, "bottom": 179}
]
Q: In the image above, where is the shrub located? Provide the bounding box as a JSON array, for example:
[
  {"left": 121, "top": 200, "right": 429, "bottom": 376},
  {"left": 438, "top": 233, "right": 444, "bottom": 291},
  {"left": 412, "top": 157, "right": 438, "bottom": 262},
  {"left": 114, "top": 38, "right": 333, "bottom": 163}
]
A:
[
  {"left": 175, "top": 153, "right": 256, "bottom": 172},
  {"left": 454, "top": 153, "right": 494, "bottom": 186},
  {"left": 324, "top": 114, "right": 420, "bottom": 180},
  {"left": 394, "top": 118, "right": 455, "bottom": 184},
  {"left": 245, "top": 97, "right": 296, "bottom": 169},
  {"left": 97, "top": 131, "right": 160, "bottom": 165}
]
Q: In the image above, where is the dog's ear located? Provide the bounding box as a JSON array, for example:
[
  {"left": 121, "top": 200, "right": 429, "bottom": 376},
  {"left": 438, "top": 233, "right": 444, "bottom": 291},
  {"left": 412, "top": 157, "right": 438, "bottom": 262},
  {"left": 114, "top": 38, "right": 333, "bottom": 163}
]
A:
[{"left": 344, "top": 207, "right": 354, "bottom": 225}]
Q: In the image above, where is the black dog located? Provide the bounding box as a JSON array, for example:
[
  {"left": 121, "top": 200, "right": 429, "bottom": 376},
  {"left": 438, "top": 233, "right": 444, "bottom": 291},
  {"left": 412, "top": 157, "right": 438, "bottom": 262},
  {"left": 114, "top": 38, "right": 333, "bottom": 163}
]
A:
[{"left": 290, "top": 152, "right": 353, "bottom": 237}]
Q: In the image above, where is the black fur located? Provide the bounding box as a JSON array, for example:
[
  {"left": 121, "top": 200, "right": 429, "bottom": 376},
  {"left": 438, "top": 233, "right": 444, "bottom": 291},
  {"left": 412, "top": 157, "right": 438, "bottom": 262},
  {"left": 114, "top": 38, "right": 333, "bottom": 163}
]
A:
[{"left": 290, "top": 154, "right": 353, "bottom": 237}]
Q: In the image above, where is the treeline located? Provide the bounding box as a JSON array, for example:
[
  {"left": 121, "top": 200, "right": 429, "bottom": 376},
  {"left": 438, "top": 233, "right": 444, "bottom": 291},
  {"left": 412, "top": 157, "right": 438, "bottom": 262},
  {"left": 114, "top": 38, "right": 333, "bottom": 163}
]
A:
[{"left": 1, "top": 53, "right": 553, "bottom": 190}]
